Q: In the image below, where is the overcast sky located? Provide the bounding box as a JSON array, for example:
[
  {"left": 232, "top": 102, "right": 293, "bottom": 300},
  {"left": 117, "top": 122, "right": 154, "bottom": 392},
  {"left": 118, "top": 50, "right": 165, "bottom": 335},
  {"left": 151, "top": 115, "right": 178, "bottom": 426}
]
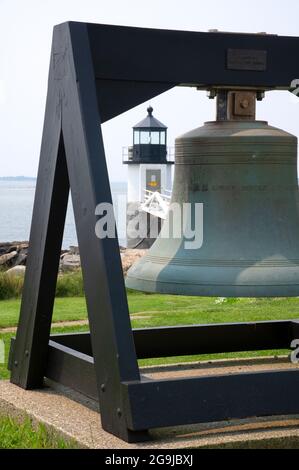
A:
[{"left": 1, "top": 0, "right": 299, "bottom": 181}]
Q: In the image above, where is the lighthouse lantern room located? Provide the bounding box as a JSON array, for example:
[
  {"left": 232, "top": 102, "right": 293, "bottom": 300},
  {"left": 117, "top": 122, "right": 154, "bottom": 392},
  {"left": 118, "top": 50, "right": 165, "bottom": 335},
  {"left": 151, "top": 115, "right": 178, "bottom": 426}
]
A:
[{"left": 124, "top": 106, "right": 173, "bottom": 248}]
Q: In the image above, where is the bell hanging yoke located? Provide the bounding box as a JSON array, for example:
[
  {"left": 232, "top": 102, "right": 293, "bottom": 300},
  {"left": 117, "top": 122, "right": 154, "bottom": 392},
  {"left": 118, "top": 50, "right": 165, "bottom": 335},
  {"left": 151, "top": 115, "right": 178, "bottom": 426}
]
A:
[{"left": 9, "top": 22, "right": 299, "bottom": 442}]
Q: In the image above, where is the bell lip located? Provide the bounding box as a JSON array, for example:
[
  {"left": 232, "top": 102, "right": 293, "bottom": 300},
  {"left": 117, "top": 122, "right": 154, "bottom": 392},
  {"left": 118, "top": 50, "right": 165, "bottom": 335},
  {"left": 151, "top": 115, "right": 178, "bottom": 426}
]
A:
[{"left": 125, "top": 277, "right": 299, "bottom": 297}]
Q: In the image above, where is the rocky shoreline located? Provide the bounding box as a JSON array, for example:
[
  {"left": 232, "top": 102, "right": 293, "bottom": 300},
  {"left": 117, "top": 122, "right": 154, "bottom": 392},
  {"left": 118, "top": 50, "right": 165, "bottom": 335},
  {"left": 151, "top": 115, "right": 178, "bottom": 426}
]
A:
[{"left": 0, "top": 242, "right": 146, "bottom": 276}]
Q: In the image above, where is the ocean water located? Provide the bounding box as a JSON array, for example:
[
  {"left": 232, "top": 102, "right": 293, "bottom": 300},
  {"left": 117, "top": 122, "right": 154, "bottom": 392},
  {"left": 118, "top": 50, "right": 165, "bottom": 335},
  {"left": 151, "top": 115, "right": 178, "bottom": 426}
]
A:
[{"left": 0, "top": 179, "right": 127, "bottom": 249}]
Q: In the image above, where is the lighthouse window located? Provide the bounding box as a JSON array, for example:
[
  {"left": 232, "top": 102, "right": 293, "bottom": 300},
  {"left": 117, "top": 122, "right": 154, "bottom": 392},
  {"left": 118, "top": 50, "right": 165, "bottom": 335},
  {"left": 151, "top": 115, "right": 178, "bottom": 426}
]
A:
[
  {"left": 134, "top": 131, "right": 140, "bottom": 144},
  {"left": 140, "top": 131, "right": 151, "bottom": 144},
  {"left": 160, "top": 132, "right": 166, "bottom": 145},
  {"left": 140, "top": 131, "right": 161, "bottom": 144},
  {"left": 139, "top": 131, "right": 163, "bottom": 144},
  {"left": 150, "top": 132, "right": 160, "bottom": 144}
]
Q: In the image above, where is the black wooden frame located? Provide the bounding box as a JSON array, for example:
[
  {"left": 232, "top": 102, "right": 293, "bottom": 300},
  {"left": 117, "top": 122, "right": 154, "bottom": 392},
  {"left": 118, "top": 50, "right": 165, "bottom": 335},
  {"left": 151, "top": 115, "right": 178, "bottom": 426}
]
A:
[{"left": 9, "top": 21, "right": 299, "bottom": 442}]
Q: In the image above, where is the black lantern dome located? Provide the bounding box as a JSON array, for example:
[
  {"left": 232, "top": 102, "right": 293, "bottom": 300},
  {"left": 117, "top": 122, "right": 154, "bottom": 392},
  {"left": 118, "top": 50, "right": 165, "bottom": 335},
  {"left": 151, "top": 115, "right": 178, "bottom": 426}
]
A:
[{"left": 126, "top": 107, "right": 168, "bottom": 164}]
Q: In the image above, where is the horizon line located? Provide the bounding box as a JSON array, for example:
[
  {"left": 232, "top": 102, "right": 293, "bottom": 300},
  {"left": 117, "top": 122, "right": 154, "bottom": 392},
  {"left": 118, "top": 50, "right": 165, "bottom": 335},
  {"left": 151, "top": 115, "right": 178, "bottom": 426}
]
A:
[{"left": 0, "top": 176, "right": 127, "bottom": 183}]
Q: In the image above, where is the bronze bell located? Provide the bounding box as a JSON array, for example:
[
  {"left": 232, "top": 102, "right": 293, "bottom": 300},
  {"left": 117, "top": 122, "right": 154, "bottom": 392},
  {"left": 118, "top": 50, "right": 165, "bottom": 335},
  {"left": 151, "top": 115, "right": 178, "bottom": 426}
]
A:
[{"left": 126, "top": 91, "right": 299, "bottom": 297}]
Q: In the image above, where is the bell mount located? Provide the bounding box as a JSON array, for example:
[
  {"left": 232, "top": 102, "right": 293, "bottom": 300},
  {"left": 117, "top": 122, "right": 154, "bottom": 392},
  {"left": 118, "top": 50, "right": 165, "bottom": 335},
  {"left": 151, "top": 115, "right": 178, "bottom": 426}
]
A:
[{"left": 8, "top": 22, "right": 299, "bottom": 442}]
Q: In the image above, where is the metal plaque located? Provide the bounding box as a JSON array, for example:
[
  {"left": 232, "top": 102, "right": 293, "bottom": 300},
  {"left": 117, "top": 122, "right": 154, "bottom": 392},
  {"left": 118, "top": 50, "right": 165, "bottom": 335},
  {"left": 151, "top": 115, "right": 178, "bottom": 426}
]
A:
[{"left": 227, "top": 49, "right": 267, "bottom": 71}]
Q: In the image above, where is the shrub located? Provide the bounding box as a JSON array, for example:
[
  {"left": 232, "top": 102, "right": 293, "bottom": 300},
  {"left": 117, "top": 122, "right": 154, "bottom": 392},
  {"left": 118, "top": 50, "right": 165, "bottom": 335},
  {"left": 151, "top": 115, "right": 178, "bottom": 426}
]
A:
[
  {"left": 0, "top": 272, "right": 23, "bottom": 300},
  {"left": 0, "top": 269, "right": 85, "bottom": 300},
  {"left": 55, "top": 270, "right": 84, "bottom": 297}
]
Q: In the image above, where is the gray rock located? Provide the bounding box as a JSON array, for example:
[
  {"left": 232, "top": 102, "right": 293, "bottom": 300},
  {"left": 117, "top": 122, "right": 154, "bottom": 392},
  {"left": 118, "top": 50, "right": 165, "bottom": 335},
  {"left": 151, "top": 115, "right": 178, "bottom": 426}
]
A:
[
  {"left": 69, "top": 246, "right": 79, "bottom": 255},
  {"left": 12, "top": 250, "right": 28, "bottom": 266},
  {"left": 0, "top": 251, "right": 18, "bottom": 266},
  {"left": 60, "top": 253, "right": 81, "bottom": 272},
  {"left": 121, "top": 249, "right": 148, "bottom": 276},
  {"left": 6, "top": 265, "right": 26, "bottom": 277}
]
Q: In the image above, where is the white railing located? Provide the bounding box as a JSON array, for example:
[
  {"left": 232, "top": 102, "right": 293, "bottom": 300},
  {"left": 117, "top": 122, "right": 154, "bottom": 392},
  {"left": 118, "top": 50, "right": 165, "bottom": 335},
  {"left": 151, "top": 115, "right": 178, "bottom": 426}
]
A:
[
  {"left": 122, "top": 146, "right": 134, "bottom": 162},
  {"left": 141, "top": 189, "right": 172, "bottom": 220},
  {"left": 143, "top": 189, "right": 171, "bottom": 201}
]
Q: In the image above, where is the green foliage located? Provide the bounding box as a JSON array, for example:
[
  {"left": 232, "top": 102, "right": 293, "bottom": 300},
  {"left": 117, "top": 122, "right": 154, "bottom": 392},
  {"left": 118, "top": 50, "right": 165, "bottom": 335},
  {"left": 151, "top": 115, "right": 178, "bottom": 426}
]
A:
[
  {"left": 55, "top": 270, "right": 84, "bottom": 297},
  {"left": 0, "top": 272, "right": 23, "bottom": 300},
  {"left": 0, "top": 332, "right": 12, "bottom": 380},
  {"left": 0, "top": 415, "right": 77, "bottom": 449},
  {"left": 0, "top": 270, "right": 85, "bottom": 300}
]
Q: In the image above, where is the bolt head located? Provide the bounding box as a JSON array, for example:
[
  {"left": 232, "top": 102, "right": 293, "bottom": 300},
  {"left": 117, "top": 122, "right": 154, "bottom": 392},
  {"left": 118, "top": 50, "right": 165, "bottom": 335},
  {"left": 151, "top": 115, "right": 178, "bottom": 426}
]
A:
[{"left": 240, "top": 99, "right": 249, "bottom": 109}]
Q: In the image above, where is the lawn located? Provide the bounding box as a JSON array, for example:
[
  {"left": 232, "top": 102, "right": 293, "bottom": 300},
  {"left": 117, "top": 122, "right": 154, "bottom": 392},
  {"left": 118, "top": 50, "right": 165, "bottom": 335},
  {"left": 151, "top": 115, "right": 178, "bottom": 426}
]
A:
[
  {"left": 0, "top": 324, "right": 292, "bottom": 381},
  {"left": 0, "top": 325, "right": 88, "bottom": 380},
  {"left": 0, "top": 297, "right": 88, "bottom": 328},
  {"left": 0, "top": 293, "right": 296, "bottom": 448},
  {"left": 1, "top": 293, "right": 299, "bottom": 329},
  {"left": 1, "top": 293, "right": 299, "bottom": 378},
  {"left": 0, "top": 415, "right": 77, "bottom": 448}
]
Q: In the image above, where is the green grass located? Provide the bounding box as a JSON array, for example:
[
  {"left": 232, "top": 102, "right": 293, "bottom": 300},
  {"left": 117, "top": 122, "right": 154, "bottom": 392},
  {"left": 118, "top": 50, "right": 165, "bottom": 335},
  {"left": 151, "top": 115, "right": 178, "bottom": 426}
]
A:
[
  {"left": 0, "top": 326, "right": 89, "bottom": 380},
  {"left": 1, "top": 294, "right": 296, "bottom": 379},
  {"left": 0, "top": 331, "right": 12, "bottom": 379},
  {"left": 1, "top": 292, "right": 298, "bottom": 377},
  {"left": 0, "top": 290, "right": 297, "bottom": 448},
  {"left": 129, "top": 294, "right": 299, "bottom": 326},
  {"left": 1, "top": 293, "right": 299, "bottom": 329},
  {"left": 0, "top": 297, "right": 88, "bottom": 328},
  {"left": 0, "top": 415, "right": 77, "bottom": 448},
  {"left": 0, "top": 324, "right": 290, "bottom": 379}
]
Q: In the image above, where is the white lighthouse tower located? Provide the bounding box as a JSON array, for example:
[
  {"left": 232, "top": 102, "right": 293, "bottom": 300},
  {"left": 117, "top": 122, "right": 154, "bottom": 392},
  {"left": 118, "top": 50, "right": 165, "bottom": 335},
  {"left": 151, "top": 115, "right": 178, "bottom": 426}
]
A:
[{"left": 123, "top": 106, "right": 173, "bottom": 248}]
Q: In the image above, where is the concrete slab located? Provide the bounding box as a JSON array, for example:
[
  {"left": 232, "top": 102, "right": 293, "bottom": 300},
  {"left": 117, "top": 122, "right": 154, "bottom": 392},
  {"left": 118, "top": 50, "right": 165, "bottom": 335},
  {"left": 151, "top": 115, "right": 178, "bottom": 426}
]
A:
[{"left": 1, "top": 357, "right": 299, "bottom": 449}]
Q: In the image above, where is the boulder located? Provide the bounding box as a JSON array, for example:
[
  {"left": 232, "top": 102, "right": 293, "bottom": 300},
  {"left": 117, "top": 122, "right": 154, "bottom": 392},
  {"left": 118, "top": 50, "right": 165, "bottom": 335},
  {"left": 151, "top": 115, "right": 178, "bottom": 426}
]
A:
[
  {"left": 0, "top": 251, "right": 18, "bottom": 266},
  {"left": 0, "top": 242, "right": 29, "bottom": 269},
  {"left": 69, "top": 246, "right": 80, "bottom": 255},
  {"left": 12, "top": 247, "right": 28, "bottom": 266},
  {"left": 121, "top": 249, "right": 147, "bottom": 276},
  {"left": 6, "top": 265, "right": 26, "bottom": 277},
  {"left": 0, "top": 242, "right": 147, "bottom": 276},
  {"left": 58, "top": 247, "right": 147, "bottom": 274},
  {"left": 60, "top": 253, "right": 81, "bottom": 272}
]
